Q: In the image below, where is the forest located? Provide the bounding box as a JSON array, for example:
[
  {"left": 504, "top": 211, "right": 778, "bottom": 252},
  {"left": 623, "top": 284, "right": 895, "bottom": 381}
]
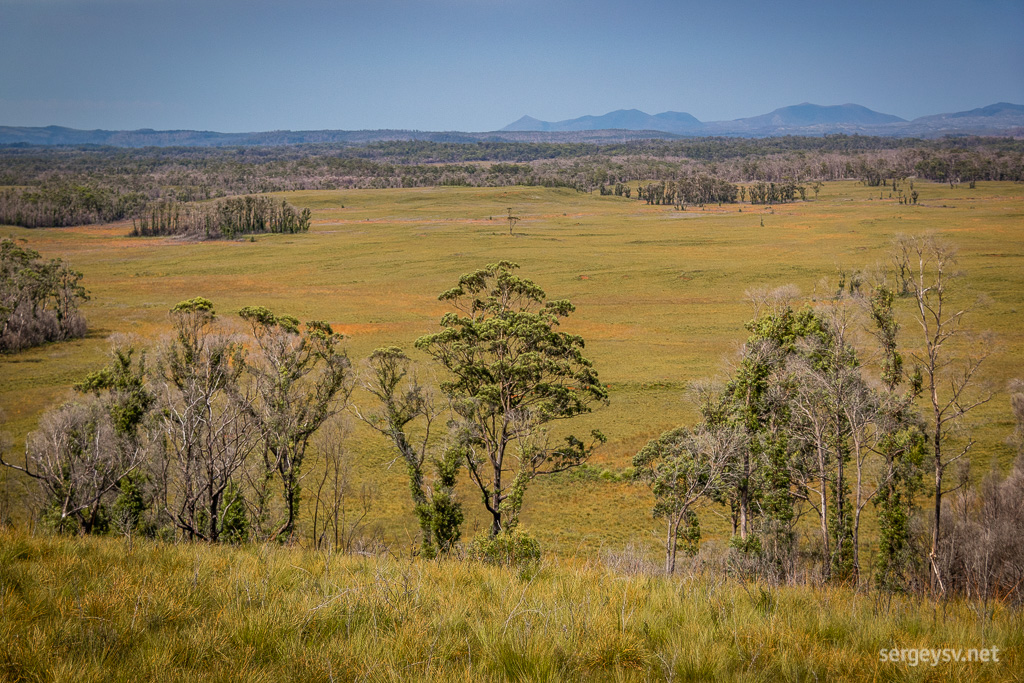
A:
[{"left": 1, "top": 135, "right": 1022, "bottom": 229}]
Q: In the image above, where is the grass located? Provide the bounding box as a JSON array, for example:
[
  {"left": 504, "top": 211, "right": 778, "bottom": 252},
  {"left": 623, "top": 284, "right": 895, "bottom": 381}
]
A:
[
  {"left": 2, "top": 181, "right": 1023, "bottom": 554},
  {"left": 0, "top": 527, "right": 1020, "bottom": 682}
]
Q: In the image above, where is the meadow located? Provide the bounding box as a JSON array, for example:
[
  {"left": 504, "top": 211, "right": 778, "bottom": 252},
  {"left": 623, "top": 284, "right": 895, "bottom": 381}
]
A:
[
  {"left": 1, "top": 180, "right": 1023, "bottom": 554},
  {"left": 1, "top": 527, "right": 1020, "bottom": 682}
]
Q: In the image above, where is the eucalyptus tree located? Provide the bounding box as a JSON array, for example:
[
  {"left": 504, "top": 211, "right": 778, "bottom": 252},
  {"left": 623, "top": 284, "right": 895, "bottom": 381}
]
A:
[
  {"left": 785, "top": 301, "right": 879, "bottom": 582},
  {"left": 634, "top": 424, "right": 742, "bottom": 573},
  {"left": 867, "top": 284, "right": 925, "bottom": 591},
  {"left": 416, "top": 261, "right": 607, "bottom": 537},
  {"left": 0, "top": 237, "right": 88, "bottom": 352},
  {"left": 155, "top": 298, "right": 255, "bottom": 542},
  {"left": 354, "top": 346, "right": 463, "bottom": 557},
  {"left": 239, "top": 306, "right": 352, "bottom": 542},
  {"left": 1, "top": 343, "right": 153, "bottom": 534},
  {"left": 3, "top": 398, "right": 146, "bottom": 534},
  {"left": 703, "top": 287, "right": 822, "bottom": 563},
  {"left": 892, "top": 234, "right": 992, "bottom": 593}
]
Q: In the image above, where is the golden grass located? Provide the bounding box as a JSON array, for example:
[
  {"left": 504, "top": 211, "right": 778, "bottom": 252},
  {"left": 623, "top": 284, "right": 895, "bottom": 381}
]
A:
[{"left": 0, "top": 528, "right": 1020, "bottom": 682}]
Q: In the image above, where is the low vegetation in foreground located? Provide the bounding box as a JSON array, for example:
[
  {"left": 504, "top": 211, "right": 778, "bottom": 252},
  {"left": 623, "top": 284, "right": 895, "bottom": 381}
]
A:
[{"left": 1, "top": 528, "right": 1020, "bottom": 682}]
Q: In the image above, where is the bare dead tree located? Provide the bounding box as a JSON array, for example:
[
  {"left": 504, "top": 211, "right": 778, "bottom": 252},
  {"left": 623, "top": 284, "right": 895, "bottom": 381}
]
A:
[
  {"left": 154, "top": 298, "right": 257, "bottom": 542},
  {"left": 1, "top": 397, "right": 146, "bottom": 534},
  {"left": 506, "top": 207, "right": 519, "bottom": 236},
  {"left": 892, "top": 234, "right": 993, "bottom": 594},
  {"left": 311, "top": 419, "right": 376, "bottom": 553}
]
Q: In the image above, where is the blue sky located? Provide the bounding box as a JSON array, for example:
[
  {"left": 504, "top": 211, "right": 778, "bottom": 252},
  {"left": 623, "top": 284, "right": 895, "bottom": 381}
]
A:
[{"left": 1, "top": 0, "right": 1022, "bottom": 132}]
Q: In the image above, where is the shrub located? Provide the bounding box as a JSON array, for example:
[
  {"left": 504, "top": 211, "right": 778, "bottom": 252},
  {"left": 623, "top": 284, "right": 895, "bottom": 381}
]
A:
[
  {"left": 468, "top": 528, "right": 542, "bottom": 571},
  {"left": 0, "top": 237, "right": 88, "bottom": 352}
]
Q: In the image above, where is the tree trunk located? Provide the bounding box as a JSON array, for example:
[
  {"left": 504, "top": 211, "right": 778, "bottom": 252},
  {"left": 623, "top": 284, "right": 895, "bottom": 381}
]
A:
[
  {"left": 209, "top": 489, "right": 221, "bottom": 543},
  {"left": 930, "top": 426, "right": 943, "bottom": 592},
  {"left": 739, "top": 452, "right": 750, "bottom": 541},
  {"left": 491, "top": 459, "right": 503, "bottom": 537},
  {"left": 819, "top": 443, "right": 830, "bottom": 581},
  {"left": 666, "top": 518, "right": 677, "bottom": 574}
]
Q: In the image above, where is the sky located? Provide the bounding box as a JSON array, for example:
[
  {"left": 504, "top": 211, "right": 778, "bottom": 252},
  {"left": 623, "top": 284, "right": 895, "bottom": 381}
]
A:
[{"left": 1, "top": 0, "right": 1022, "bottom": 132}]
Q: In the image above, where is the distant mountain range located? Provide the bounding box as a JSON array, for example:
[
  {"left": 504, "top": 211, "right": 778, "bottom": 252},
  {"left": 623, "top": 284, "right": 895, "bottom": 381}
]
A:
[
  {"left": 503, "top": 102, "right": 1024, "bottom": 137},
  {"left": 0, "top": 103, "right": 1021, "bottom": 148}
]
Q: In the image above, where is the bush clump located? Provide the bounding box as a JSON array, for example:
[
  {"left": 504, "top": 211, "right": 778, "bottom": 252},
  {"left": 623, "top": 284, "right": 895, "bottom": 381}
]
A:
[
  {"left": 1, "top": 238, "right": 88, "bottom": 352},
  {"left": 468, "top": 528, "right": 542, "bottom": 571}
]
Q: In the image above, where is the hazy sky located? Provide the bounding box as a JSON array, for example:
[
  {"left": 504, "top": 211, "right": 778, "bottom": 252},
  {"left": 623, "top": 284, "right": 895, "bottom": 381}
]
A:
[{"left": 1, "top": 0, "right": 1022, "bottom": 132}]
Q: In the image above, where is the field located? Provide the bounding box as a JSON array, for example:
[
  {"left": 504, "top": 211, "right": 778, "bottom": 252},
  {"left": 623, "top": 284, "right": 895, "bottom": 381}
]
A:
[
  {"left": 2, "top": 180, "right": 1023, "bottom": 554},
  {"left": 1, "top": 528, "right": 1020, "bottom": 682}
]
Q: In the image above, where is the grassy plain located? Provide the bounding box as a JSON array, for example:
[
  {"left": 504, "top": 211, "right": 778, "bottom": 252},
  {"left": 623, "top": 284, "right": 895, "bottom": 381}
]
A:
[
  {"left": 2, "top": 181, "right": 1023, "bottom": 554},
  {"left": 1, "top": 528, "right": 1020, "bottom": 682}
]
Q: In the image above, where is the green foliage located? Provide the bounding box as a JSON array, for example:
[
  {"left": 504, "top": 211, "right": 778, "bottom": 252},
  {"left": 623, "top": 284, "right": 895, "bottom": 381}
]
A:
[
  {"left": 238, "top": 305, "right": 300, "bottom": 334},
  {"left": 417, "top": 261, "right": 607, "bottom": 536},
  {"left": 40, "top": 500, "right": 81, "bottom": 535},
  {"left": 468, "top": 527, "right": 542, "bottom": 571},
  {"left": 0, "top": 237, "right": 88, "bottom": 352},
  {"left": 219, "top": 481, "right": 249, "bottom": 545},
  {"left": 556, "top": 462, "right": 630, "bottom": 483},
  {"left": 634, "top": 425, "right": 732, "bottom": 571},
  {"left": 728, "top": 533, "right": 762, "bottom": 554},
  {"left": 866, "top": 280, "right": 927, "bottom": 591},
  {"left": 360, "top": 346, "right": 465, "bottom": 557},
  {"left": 111, "top": 472, "right": 154, "bottom": 537},
  {"left": 869, "top": 286, "right": 902, "bottom": 390},
  {"left": 704, "top": 302, "right": 828, "bottom": 557},
  {"left": 75, "top": 346, "right": 154, "bottom": 438},
  {"left": 364, "top": 348, "right": 430, "bottom": 495},
  {"left": 421, "top": 446, "right": 465, "bottom": 558},
  {"left": 675, "top": 508, "right": 701, "bottom": 557}
]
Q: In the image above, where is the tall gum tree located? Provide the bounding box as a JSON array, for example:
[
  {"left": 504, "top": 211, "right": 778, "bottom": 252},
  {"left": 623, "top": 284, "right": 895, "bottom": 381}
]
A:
[
  {"left": 416, "top": 261, "right": 607, "bottom": 536},
  {"left": 239, "top": 306, "right": 352, "bottom": 542}
]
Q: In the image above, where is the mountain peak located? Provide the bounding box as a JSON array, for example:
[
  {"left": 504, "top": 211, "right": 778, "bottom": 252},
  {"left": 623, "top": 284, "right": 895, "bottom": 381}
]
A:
[
  {"left": 502, "top": 115, "right": 550, "bottom": 132},
  {"left": 501, "top": 109, "right": 702, "bottom": 134}
]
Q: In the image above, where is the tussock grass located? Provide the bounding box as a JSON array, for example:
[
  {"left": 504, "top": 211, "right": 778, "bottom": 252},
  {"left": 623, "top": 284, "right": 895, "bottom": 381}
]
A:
[{"left": 0, "top": 528, "right": 1020, "bottom": 681}]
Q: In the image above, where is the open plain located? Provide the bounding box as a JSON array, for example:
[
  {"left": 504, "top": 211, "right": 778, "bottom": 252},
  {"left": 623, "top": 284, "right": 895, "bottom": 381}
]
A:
[{"left": 3, "top": 180, "right": 1022, "bottom": 551}]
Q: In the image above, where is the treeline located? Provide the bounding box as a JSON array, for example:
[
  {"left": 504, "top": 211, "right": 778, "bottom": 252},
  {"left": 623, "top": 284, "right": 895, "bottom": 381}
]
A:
[
  {"left": 744, "top": 180, "right": 805, "bottom": 204},
  {"left": 631, "top": 175, "right": 739, "bottom": 206},
  {"left": 131, "top": 195, "right": 311, "bottom": 238},
  {"left": 0, "top": 264, "right": 604, "bottom": 569},
  {"left": 0, "top": 184, "right": 148, "bottom": 228},
  {"left": 630, "top": 234, "right": 1022, "bottom": 603},
  {"left": 1, "top": 136, "right": 1023, "bottom": 228},
  {"left": 0, "top": 238, "right": 88, "bottom": 352},
  {"left": 2, "top": 248, "right": 1022, "bottom": 605}
]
